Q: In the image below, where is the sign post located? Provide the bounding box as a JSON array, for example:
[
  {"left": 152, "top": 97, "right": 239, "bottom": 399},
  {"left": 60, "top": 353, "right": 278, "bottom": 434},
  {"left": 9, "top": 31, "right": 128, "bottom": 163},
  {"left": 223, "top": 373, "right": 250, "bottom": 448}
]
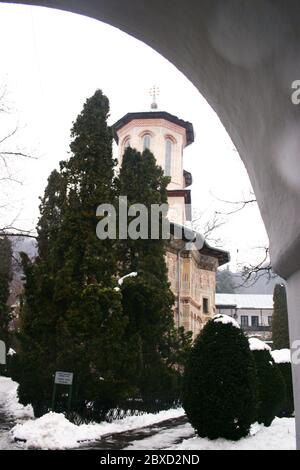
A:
[
  {"left": 52, "top": 371, "right": 74, "bottom": 413},
  {"left": 51, "top": 382, "right": 57, "bottom": 412}
]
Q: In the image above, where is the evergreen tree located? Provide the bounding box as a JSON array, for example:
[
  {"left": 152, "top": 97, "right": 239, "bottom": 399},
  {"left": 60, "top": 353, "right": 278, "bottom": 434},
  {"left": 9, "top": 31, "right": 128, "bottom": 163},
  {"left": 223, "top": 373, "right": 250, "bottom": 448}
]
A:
[
  {"left": 10, "top": 170, "right": 68, "bottom": 414},
  {"left": 0, "top": 236, "right": 12, "bottom": 347},
  {"left": 13, "top": 90, "right": 129, "bottom": 416},
  {"left": 117, "top": 147, "right": 192, "bottom": 400},
  {"left": 249, "top": 339, "right": 286, "bottom": 427},
  {"left": 183, "top": 315, "right": 258, "bottom": 440},
  {"left": 276, "top": 361, "right": 294, "bottom": 418},
  {"left": 272, "top": 284, "right": 290, "bottom": 349},
  {"left": 271, "top": 348, "right": 294, "bottom": 418}
]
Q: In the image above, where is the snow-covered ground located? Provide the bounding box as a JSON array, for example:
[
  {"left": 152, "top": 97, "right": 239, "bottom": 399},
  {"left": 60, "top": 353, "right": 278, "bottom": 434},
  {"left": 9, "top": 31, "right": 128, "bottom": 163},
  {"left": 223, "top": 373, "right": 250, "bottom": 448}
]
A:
[
  {"left": 0, "top": 377, "right": 33, "bottom": 420},
  {"left": 10, "top": 408, "right": 185, "bottom": 449},
  {"left": 0, "top": 376, "right": 296, "bottom": 450},
  {"left": 9, "top": 409, "right": 297, "bottom": 450},
  {"left": 0, "top": 377, "right": 33, "bottom": 450},
  {"left": 167, "top": 419, "right": 296, "bottom": 451}
]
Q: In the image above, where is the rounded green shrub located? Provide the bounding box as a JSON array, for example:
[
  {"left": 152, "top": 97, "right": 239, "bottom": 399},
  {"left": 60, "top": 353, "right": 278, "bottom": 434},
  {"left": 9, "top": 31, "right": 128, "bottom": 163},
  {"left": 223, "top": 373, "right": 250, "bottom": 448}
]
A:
[
  {"left": 183, "top": 315, "right": 258, "bottom": 440},
  {"left": 249, "top": 338, "right": 286, "bottom": 427}
]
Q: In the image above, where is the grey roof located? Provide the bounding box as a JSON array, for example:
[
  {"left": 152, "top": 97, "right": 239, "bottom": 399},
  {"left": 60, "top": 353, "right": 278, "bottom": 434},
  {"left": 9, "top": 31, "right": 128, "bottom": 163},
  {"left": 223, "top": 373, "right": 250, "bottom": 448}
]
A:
[
  {"left": 215, "top": 293, "right": 273, "bottom": 310},
  {"left": 170, "top": 223, "right": 230, "bottom": 267}
]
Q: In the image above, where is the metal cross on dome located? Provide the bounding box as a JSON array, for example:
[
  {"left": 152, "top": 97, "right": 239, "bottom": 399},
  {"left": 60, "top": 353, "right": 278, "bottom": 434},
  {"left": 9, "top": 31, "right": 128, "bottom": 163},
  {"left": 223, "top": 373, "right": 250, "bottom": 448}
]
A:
[{"left": 149, "top": 85, "right": 160, "bottom": 110}]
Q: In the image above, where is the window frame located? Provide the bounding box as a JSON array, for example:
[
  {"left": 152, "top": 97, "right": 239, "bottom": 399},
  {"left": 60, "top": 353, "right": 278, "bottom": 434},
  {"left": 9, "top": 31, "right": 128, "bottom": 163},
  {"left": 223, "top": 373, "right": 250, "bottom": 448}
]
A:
[
  {"left": 202, "top": 297, "right": 209, "bottom": 314},
  {"left": 241, "top": 315, "right": 249, "bottom": 327},
  {"left": 143, "top": 133, "right": 151, "bottom": 150},
  {"left": 164, "top": 137, "right": 173, "bottom": 176},
  {"left": 122, "top": 136, "right": 131, "bottom": 153}
]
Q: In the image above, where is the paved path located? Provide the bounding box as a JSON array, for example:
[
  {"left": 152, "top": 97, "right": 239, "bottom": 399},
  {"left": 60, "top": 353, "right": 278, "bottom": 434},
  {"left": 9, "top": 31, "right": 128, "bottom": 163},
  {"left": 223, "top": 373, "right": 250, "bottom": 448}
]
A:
[
  {"left": 0, "top": 408, "right": 20, "bottom": 450},
  {"left": 77, "top": 415, "right": 194, "bottom": 450}
]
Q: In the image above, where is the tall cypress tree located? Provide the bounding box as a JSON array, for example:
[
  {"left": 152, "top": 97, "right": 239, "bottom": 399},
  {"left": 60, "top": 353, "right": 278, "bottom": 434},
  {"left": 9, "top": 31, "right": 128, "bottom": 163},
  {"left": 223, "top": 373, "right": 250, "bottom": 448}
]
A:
[
  {"left": 13, "top": 90, "right": 129, "bottom": 415},
  {"left": 117, "top": 147, "right": 192, "bottom": 400},
  {"left": 11, "top": 171, "right": 67, "bottom": 414},
  {"left": 272, "top": 284, "right": 290, "bottom": 349},
  {"left": 0, "top": 236, "right": 12, "bottom": 346}
]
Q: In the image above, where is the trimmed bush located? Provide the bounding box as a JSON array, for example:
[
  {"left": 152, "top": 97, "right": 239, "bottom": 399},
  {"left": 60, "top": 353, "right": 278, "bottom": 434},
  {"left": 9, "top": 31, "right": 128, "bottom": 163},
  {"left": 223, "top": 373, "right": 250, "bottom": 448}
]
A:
[
  {"left": 249, "top": 339, "right": 286, "bottom": 427},
  {"left": 272, "top": 349, "right": 294, "bottom": 418},
  {"left": 183, "top": 315, "right": 258, "bottom": 441}
]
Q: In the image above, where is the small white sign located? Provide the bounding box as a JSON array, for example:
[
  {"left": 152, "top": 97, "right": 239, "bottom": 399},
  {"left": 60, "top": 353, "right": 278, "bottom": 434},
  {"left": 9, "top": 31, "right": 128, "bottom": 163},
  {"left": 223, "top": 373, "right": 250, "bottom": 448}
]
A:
[
  {"left": 55, "top": 371, "right": 73, "bottom": 385},
  {"left": 0, "top": 341, "right": 6, "bottom": 365}
]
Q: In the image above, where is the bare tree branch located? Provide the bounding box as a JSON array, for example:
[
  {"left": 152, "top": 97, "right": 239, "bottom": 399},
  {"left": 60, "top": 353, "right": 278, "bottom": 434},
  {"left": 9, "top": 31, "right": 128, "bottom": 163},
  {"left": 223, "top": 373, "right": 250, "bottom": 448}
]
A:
[
  {"left": 214, "top": 190, "right": 257, "bottom": 215},
  {"left": 192, "top": 208, "right": 227, "bottom": 247},
  {"left": 0, "top": 85, "right": 37, "bottom": 235},
  {"left": 0, "top": 127, "right": 18, "bottom": 145},
  {"left": 0, "top": 177, "right": 23, "bottom": 184},
  {"left": 235, "top": 247, "right": 276, "bottom": 287},
  {"left": 0, "top": 151, "right": 37, "bottom": 159},
  {"left": 210, "top": 188, "right": 276, "bottom": 285}
]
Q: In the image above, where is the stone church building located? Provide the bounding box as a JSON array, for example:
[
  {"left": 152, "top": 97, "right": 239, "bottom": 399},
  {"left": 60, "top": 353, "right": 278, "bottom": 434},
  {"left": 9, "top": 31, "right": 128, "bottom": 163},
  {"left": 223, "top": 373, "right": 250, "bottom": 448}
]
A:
[{"left": 113, "top": 104, "right": 229, "bottom": 338}]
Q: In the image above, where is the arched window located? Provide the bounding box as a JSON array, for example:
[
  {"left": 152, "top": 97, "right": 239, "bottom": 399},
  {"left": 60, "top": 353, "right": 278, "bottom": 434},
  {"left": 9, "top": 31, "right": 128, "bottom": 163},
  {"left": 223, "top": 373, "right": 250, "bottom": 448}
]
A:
[
  {"left": 165, "top": 138, "right": 173, "bottom": 176},
  {"left": 143, "top": 134, "right": 151, "bottom": 150},
  {"left": 123, "top": 137, "right": 131, "bottom": 153}
]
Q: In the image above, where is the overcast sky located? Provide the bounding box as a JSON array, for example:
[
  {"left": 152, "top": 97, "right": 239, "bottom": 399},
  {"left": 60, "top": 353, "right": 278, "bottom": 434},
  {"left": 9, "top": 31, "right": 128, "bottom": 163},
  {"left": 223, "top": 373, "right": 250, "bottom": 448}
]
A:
[{"left": 0, "top": 3, "right": 269, "bottom": 270}]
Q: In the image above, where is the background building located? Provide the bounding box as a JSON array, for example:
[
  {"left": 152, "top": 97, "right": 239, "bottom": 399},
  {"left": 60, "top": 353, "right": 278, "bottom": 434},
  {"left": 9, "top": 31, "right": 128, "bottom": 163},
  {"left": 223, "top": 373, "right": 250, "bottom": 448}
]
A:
[{"left": 215, "top": 293, "right": 273, "bottom": 343}]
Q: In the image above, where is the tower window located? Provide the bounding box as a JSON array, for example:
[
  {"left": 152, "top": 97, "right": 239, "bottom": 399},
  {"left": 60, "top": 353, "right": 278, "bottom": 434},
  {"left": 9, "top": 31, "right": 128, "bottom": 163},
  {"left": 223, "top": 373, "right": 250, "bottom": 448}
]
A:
[
  {"left": 202, "top": 297, "right": 209, "bottom": 314},
  {"left": 143, "top": 134, "right": 151, "bottom": 150},
  {"left": 123, "top": 137, "right": 131, "bottom": 153},
  {"left": 165, "top": 138, "right": 173, "bottom": 176}
]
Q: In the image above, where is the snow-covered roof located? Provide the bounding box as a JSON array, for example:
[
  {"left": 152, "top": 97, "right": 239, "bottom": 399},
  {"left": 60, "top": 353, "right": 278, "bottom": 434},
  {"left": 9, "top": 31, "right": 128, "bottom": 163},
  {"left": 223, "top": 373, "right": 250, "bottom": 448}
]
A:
[
  {"left": 271, "top": 349, "right": 291, "bottom": 364},
  {"left": 212, "top": 314, "right": 240, "bottom": 329},
  {"left": 249, "top": 337, "right": 271, "bottom": 352},
  {"left": 215, "top": 294, "right": 273, "bottom": 310}
]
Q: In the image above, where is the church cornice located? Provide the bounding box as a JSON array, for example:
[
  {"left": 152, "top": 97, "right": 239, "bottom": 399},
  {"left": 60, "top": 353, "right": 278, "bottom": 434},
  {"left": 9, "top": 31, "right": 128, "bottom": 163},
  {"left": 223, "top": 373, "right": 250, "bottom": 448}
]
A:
[{"left": 112, "top": 111, "right": 194, "bottom": 146}]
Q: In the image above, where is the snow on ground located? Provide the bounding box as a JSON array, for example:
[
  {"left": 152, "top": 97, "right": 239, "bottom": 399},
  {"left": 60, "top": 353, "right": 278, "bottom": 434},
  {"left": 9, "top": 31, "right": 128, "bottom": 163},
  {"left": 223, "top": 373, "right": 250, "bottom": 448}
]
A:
[
  {"left": 248, "top": 337, "right": 271, "bottom": 351},
  {"left": 0, "top": 377, "right": 296, "bottom": 450},
  {"left": 213, "top": 314, "right": 240, "bottom": 329},
  {"left": 11, "top": 408, "right": 185, "bottom": 450},
  {"left": 271, "top": 349, "right": 291, "bottom": 364},
  {"left": 0, "top": 377, "right": 33, "bottom": 420},
  {"left": 168, "top": 418, "right": 296, "bottom": 450}
]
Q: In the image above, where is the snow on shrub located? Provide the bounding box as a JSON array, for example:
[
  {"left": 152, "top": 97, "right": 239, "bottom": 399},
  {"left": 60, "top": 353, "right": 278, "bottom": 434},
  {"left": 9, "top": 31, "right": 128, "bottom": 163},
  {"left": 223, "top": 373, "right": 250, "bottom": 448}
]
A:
[
  {"left": 271, "top": 349, "right": 291, "bottom": 364},
  {"left": 183, "top": 315, "right": 258, "bottom": 441},
  {"left": 249, "top": 338, "right": 286, "bottom": 426},
  {"left": 271, "top": 349, "right": 294, "bottom": 418}
]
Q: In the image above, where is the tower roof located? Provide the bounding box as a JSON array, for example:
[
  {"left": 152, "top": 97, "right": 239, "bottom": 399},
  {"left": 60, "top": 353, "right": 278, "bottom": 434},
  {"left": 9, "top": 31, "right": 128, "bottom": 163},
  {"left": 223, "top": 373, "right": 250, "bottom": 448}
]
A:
[{"left": 112, "top": 111, "right": 194, "bottom": 146}]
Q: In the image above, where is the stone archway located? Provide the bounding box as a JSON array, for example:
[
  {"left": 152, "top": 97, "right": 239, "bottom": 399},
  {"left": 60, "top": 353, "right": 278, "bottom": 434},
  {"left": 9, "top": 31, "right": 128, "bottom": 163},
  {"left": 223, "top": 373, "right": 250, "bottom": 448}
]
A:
[{"left": 2, "top": 0, "right": 300, "bottom": 448}]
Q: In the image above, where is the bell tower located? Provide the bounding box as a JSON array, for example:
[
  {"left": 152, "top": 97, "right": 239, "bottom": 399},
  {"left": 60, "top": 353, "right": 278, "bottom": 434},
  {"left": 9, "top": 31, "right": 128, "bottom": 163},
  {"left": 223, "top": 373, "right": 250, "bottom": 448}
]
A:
[{"left": 112, "top": 101, "right": 194, "bottom": 226}]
